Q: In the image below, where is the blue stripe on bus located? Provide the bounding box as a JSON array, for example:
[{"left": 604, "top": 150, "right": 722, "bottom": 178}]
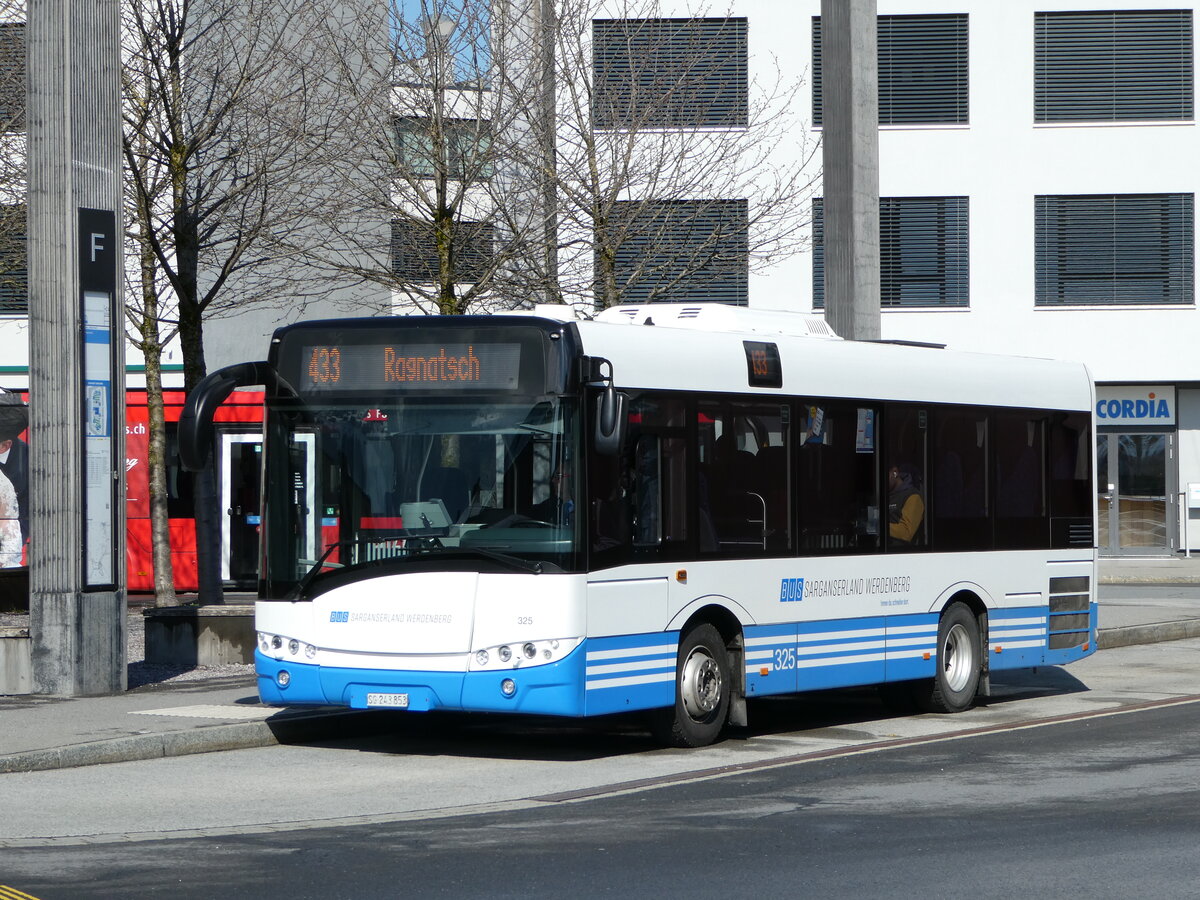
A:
[
  {"left": 988, "top": 607, "right": 1049, "bottom": 670},
  {"left": 254, "top": 602, "right": 1098, "bottom": 720},
  {"left": 745, "top": 615, "right": 942, "bottom": 694},
  {"left": 583, "top": 632, "right": 679, "bottom": 716},
  {"left": 255, "top": 645, "right": 589, "bottom": 717}
]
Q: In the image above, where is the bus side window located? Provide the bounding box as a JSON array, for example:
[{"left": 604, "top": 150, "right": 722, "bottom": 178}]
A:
[
  {"left": 930, "top": 408, "right": 989, "bottom": 550},
  {"left": 632, "top": 436, "right": 661, "bottom": 546},
  {"left": 797, "top": 403, "right": 879, "bottom": 554},
  {"left": 884, "top": 405, "right": 928, "bottom": 551},
  {"left": 995, "top": 412, "right": 1048, "bottom": 549}
]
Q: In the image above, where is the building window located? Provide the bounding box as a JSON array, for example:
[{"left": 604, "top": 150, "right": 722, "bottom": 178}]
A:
[
  {"left": 1035, "top": 194, "right": 1194, "bottom": 306},
  {"left": 1035, "top": 10, "right": 1193, "bottom": 122},
  {"left": 0, "top": 23, "right": 24, "bottom": 132},
  {"left": 391, "top": 219, "right": 494, "bottom": 283},
  {"left": 0, "top": 203, "right": 26, "bottom": 314},
  {"left": 592, "top": 18, "right": 748, "bottom": 129},
  {"left": 813, "top": 197, "right": 969, "bottom": 308},
  {"left": 812, "top": 14, "right": 968, "bottom": 126},
  {"left": 395, "top": 117, "right": 493, "bottom": 180},
  {"left": 600, "top": 199, "right": 748, "bottom": 305}
]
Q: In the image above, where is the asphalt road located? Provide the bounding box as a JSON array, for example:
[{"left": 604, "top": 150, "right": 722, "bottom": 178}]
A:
[
  {"left": 4, "top": 697, "right": 1200, "bottom": 899},
  {"left": 3, "top": 633, "right": 1200, "bottom": 898}
]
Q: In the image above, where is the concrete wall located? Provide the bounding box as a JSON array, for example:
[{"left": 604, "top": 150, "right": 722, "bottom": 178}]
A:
[{"left": 0, "top": 629, "right": 31, "bottom": 694}]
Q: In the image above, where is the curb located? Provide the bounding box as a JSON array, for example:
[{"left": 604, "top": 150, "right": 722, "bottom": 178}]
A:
[
  {"left": 5, "top": 622, "right": 1200, "bottom": 775},
  {"left": 1096, "top": 619, "right": 1200, "bottom": 650},
  {"left": 0, "top": 709, "right": 375, "bottom": 775},
  {"left": 1099, "top": 576, "right": 1200, "bottom": 585}
]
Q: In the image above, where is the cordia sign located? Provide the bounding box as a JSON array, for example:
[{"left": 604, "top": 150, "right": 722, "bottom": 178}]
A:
[{"left": 1095, "top": 386, "right": 1175, "bottom": 426}]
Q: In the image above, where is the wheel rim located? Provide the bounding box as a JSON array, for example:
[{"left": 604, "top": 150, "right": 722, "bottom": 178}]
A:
[
  {"left": 680, "top": 646, "right": 723, "bottom": 721},
  {"left": 941, "top": 622, "right": 974, "bottom": 693}
]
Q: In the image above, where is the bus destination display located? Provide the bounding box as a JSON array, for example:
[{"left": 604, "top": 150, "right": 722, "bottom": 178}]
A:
[
  {"left": 301, "top": 342, "right": 522, "bottom": 392},
  {"left": 744, "top": 341, "right": 783, "bottom": 388}
]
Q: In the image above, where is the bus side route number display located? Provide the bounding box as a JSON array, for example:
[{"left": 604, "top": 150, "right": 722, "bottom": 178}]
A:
[
  {"left": 744, "top": 341, "right": 783, "bottom": 388},
  {"left": 302, "top": 342, "right": 522, "bottom": 392}
]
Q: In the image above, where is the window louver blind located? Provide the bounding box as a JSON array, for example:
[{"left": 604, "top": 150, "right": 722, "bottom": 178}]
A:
[
  {"left": 0, "top": 203, "right": 26, "bottom": 314},
  {"left": 391, "top": 219, "right": 494, "bottom": 283},
  {"left": 813, "top": 197, "right": 969, "bottom": 308},
  {"left": 1035, "top": 194, "right": 1194, "bottom": 305},
  {"left": 602, "top": 199, "right": 748, "bottom": 305},
  {"left": 593, "top": 18, "right": 748, "bottom": 128},
  {"left": 813, "top": 14, "right": 969, "bottom": 126},
  {"left": 1035, "top": 10, "right": 1193, "bottom": 122}
]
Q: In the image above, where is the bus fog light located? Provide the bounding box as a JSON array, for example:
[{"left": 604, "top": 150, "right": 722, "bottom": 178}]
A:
[
  {"left": 501, "top": 678, "right": 516, "bottom": 697},
  {"left": 498, "top": 645, "right": 512, "bottom": 662},
  {"left": 288, "top": 639, "right": 300, "bottom": 655},
  {"left": 277, "top": 670, "right": 291, "bottom": 688},
  {"left": 475, "top": 649, "right": 489, "bottom": 666},
  {"left": 523, "top": 642, "right": 536, "bottom": 659}
]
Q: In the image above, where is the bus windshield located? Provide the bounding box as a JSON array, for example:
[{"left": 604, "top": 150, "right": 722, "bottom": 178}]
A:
[{"left": 260, "top": 394, "right": 581, "bottom": 597}]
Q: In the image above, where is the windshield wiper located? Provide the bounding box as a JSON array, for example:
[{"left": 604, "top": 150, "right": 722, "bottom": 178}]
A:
[
  {"left": 293, "top": 535, "right": 409, "bottom": 596},
  {"left": 429, "top": 545, "right": 545, "bottom": 575},
  {"left": 292, "top": 536, "right": 545, "bottom": 597}
]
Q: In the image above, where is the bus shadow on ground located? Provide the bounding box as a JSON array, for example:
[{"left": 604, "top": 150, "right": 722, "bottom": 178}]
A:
[
  {"left": 741, "top": 666, "right": 1090, "bottom": 740},
  {"left": 287, "top": 667, "right": 1089, "bottom": 762}
]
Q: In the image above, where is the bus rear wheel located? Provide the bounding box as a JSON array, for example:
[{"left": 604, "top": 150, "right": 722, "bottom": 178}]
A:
[
  {"left": 916, "top": 602, "right": 982, "bottom": 713},
  {"left": 654, "top": 623, "right": 731, "bottom": 748}
]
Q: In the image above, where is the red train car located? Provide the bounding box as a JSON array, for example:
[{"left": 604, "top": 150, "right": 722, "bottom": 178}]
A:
[{"left": 125, "top": 389, "right": 264, "bottom": 592}]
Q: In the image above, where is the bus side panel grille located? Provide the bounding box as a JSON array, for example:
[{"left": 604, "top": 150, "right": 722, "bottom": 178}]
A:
[
  {"left": 1049, "top": 592, "right": 1089, "bottom": 613},
  {"left": 1050, "top": 631, "right": 1088, "bottom": 649},
  {"left": 1048, "top": 574, "right": 1092, "bottom": 648},
  {"left": 1051, "top": 517, "right": 1094, "bottom": 548}
]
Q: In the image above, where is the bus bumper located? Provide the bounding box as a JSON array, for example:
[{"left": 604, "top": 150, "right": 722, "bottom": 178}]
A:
[{"left": 255, "top": 646, "right": 587, "bottom": 717}]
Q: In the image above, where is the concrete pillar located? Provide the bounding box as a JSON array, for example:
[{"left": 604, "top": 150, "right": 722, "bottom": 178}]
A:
[
  {"left": 27, "top": 0, "right": 126, "bottom": 694},
  {"left": 820, "top": 0, "right": 881, "bottom": 341}
]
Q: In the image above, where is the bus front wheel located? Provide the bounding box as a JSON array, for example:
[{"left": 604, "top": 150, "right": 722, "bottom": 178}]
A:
[
  {"left": 916, "top": 602, "right": 982, "bottom": 713},
  {"left": 654, "top": 623, "right": 731, "bottom": 748}
]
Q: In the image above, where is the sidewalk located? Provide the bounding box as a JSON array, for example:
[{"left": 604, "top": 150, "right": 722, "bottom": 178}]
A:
[
  {"left": 3, "top": 577, "right": 1200, "bottom": 776},
  {"left": 1099, "top": 554, "right": 1200, "bottom": 585}
]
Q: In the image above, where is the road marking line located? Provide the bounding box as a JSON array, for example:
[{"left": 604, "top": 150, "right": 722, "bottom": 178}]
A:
[
  {"left": 0, "top": 885, "right": 44, "bottom": 900},
  {"left": 5, "top": 694, "right": 1199, "bottom": 849},
  {"left": 530, "top": 694, "right": 1200, "bottom": 803}
]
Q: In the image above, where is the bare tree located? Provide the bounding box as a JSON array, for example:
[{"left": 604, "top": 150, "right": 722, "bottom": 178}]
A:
[
  {"left": 122, "top": 0, "right": 337, "bottom": 603},
  {"left": 512, "top": 0, "right": 819, "bottom": 310},
  {"left": 0, "top": 2, "right": 26, "bottom": 316},
  {"left": 288, "top": 0, "right": 560, "bottom": 315}
]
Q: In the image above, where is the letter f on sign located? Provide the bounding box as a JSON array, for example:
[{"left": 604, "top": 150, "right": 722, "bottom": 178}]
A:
[{"left": 91, "top": 232, "right": 105, "bottom": 262}]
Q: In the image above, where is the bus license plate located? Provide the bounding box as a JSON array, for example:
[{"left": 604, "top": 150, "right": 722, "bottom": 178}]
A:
[{"left": 367, "top": 692, "right": 409, "bottom": 708}]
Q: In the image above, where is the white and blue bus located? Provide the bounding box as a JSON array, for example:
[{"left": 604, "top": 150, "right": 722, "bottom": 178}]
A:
[{"left": 181, "top": 304, "right": 1097, "bottom": 746}]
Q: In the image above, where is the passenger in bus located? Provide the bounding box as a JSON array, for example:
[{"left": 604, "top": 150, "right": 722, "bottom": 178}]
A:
[
  {"left": 887, "top": 462, "right": 925, "bottom": 545},
  {"left": 530, "top": 467, "right": 574, "bottom": 526}
]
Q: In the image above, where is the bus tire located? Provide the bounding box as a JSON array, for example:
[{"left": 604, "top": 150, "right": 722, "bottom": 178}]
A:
[
  {"left": 655, "top": 623, "right": 731, "bottom": 748},
  {"left": 916, "top": 602, "right": 982, "bottom": 713}
]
